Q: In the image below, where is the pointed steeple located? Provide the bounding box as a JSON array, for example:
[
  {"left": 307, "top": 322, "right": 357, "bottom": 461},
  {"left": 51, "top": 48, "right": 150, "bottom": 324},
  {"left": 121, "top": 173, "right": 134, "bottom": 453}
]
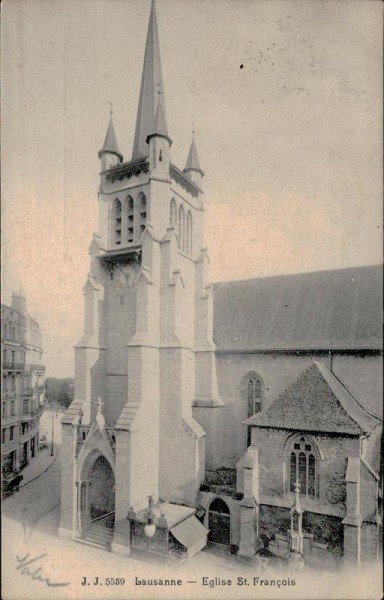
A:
[
  {"left": 146, "top": 92, "right": 172, "bottom": 145},
  {"left": 184, "top": 131, "right": 204, "bottom": 177},
  {"left": 98, "top": 113, "right": 123, "bottom": 162},
  {"left": 132, "top": 0, "right": 168, "bottom": 159}
]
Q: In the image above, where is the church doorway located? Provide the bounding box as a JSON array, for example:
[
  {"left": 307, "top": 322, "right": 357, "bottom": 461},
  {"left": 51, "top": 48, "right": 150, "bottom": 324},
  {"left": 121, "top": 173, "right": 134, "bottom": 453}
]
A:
[
  {"left": 88, "top": 455, "right": 115, "bottom": 526},
  {"left": 208, "top": 498, "right": 231, "bottom": 547}
]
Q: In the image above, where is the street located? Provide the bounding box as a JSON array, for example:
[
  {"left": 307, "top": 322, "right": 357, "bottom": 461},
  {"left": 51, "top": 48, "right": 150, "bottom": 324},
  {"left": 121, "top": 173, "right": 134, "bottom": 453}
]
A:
[{"left": 2, "top": 444, "right": 61, "bottom": 537}]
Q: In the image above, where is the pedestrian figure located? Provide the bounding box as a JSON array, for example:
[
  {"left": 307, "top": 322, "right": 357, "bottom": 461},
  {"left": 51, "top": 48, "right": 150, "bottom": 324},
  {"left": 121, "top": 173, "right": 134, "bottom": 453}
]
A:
[{"left": 21, "top": 506, "right": 29, "bottom": 541}]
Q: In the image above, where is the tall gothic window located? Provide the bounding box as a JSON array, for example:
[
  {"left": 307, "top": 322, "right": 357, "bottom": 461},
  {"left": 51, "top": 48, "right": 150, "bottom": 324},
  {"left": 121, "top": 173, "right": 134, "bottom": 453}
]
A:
[
  {"left": 138, "top": 193, "right": 147, "bottom": 238},
  {"left": 186, "top": 211, "right": 193, "bottom": 254},
  {"left": 127, "top": 196, "right": 134, "bottom": 243},
  {"left": 170, "top": 199, "right": 177, "bottom": 228},
  {"left": 289, "top": 435, "right": 317, "bottom": 496},
  {"left": 242, "top": 373, "right": 263, "bottom": 447},
  {"left": 178, "top": 205, "right": 185, "bottom": 250},
  {"left": 113, "top": 199, "right": 122, "bottom": 245}
]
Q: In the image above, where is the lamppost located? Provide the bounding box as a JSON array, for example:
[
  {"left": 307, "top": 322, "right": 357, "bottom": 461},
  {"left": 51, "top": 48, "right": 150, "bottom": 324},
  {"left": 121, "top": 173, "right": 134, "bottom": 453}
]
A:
[{"left": 144, "top": 495, "right": 156, "bottom": 539}]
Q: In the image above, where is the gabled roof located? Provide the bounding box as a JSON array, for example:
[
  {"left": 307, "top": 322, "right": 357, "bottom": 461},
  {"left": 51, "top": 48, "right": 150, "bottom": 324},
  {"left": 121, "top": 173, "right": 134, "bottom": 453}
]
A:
[
  {"left": 245, "top": 362, "right": 380, "bottom": 435},
  {"left": 213, "top": 265, "right": 383, "bottom": 352},
  {"left": 184, "top": 136, "right": 203, "bottom": 176},
  {"left": 98, "top": 117, "right": 123, "bottom": 162},
  {"left": 132, "top": 0, "right": 168, "bottom": 159}
]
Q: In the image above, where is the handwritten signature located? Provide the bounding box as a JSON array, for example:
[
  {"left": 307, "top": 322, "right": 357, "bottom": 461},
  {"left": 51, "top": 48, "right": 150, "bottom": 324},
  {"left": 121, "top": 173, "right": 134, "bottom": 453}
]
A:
[{"left": 15, "top": 552, "right": 70, "bottom": 587}]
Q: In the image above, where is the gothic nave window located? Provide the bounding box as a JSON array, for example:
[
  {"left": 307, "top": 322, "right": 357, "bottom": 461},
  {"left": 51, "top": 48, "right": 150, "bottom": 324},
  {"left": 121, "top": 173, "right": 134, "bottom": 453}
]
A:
[
  {"left": 289, "top": 436, "right": 317, "bottom": 496},
  {"left": 243, "top": 372, "right": 264, "bottom": 447},
  {"left": 178, "top": 204, "right": 185, "bottom": 251},
  {"left": 170, "top": 199, "right": 177, "bottom": 228},
  {"left": 186, "top": 210, "right": 193, "bottom": 254}
]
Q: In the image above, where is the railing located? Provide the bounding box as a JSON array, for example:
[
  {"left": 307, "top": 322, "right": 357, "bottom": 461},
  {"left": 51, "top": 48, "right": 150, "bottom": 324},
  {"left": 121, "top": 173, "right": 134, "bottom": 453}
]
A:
[
  {"left": 26, "top": 364, "right": 46, "bottom": 373},
  {"left": 22, "top": 387, "right": 34, "bottom": 395},
  {"left": 88, "top": 510, "right": 115, "bottom": 530},
  {"left": 2, "top": 362, "right": 25, "bottom": 371}
]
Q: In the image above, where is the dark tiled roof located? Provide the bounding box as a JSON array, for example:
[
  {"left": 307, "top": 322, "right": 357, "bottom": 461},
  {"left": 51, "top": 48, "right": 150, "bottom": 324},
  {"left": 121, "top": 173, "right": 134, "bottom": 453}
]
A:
[
  {"left": 213, "top": 265, "right": 383, "bottom": 352},
  {"left": 363, "top": 425, "right": 382, "bottom": 475},
  {"left": 245, "top": 362, "right": 380, "bottom": 435}
]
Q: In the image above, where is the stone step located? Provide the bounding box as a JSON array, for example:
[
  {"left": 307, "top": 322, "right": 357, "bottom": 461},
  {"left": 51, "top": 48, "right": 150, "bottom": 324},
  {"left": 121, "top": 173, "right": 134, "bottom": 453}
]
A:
[
  {"left": 85, "top": 527, "right": 113, "bottom": 544},
  {"left": 74, "top": 537, "right": 112, "bottom": 552}
]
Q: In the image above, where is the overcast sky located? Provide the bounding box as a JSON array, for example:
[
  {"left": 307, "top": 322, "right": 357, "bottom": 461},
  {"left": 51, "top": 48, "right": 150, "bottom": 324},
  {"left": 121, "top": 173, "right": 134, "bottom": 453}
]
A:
[{"left": 2, "top": 0, "right": 382, "bottom": 377}]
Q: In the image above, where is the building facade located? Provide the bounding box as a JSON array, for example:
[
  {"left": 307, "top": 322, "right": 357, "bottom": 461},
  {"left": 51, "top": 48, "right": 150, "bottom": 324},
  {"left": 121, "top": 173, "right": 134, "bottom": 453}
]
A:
[
  {"left": 59, "top": 0, "right": 382, "bottom": 565},
  {"left": 1, "top": 291, "right": 46, "bottom": 476}
]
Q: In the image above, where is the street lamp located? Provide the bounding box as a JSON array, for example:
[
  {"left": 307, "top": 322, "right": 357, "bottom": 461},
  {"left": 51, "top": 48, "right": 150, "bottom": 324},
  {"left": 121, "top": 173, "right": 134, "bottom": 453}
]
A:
[{"left": 144, "top": 495, "right": 156, "bottom": 538}]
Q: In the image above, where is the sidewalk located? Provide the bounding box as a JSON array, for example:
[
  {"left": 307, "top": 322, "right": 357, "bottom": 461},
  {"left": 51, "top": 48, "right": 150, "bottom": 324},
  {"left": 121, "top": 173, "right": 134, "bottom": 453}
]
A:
[{"left": 19, "top": 445, "right": 58, "bottom": 487}]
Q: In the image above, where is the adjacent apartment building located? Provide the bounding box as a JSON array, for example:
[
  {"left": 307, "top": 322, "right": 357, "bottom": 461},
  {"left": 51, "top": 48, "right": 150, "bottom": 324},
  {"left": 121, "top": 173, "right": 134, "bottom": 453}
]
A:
[{"left": 1, "top": 291, "right": 45, "bottom": 476}]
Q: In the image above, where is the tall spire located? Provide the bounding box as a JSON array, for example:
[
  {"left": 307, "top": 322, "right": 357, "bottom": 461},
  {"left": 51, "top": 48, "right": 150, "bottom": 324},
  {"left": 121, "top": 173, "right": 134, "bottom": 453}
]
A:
[
  {"left": 98, "top": 111, "right": 123, "bottom": 162},
  {"left": 146, "top": 91, "right": 172, "bottom": 145},
  {"left": 132, "top": 0, "right": 168, "bottom": 160}
]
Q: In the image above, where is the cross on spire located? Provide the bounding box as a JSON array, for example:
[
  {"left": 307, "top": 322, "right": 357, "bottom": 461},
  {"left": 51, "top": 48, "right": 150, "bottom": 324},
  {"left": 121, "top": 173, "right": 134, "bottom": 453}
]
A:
[{"left": 109, "top": 102, "right": 113, "bottom": 116}]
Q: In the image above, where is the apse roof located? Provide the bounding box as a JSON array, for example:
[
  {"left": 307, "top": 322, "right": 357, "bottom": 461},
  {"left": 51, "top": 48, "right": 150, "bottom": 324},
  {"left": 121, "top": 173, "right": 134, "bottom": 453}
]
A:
[
  {"left": 245, "top": 362, "right": 380, "bottom": 435},
  {"left": 213, "top": 265, "right": 383, "bottom": 352}
]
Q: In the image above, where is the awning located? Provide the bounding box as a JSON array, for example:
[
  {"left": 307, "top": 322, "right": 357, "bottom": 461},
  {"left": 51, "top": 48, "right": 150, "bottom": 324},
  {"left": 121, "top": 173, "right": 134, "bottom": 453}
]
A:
[{"left": 170, "top": 516, "right": 208, "bottom": 548}]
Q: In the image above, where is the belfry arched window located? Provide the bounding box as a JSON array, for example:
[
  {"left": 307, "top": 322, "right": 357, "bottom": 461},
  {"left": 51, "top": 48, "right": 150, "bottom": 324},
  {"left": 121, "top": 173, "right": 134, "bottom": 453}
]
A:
[
  {"left": 138, "top": 193, "right": 147, "bottom": 238},
  {"left": 113, "top": 199, "right": 122, "bottom": 245},
  {"left": 289, "top": 435, "right": 317, "bottom": 497},
  {"left": 178, "top": 205, "right": 185, "bottom": 250},
  {"left": 242, "top": 372, "right": 264, "bottom": 447},
  {"left": 186, "top": 211, "right": 193, "bottom": 254},
  {"left": 170, "top": 199, "right": 177, "bottom": 228},
  {"left": 127, "top": 196, "right": 134, "bottom": 243}
]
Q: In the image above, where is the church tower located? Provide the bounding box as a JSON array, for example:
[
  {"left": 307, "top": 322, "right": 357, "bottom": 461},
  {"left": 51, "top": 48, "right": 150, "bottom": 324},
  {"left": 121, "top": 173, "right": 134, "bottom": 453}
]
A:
[{"left": 58, "top": 0, "right": 220, "bottom": 556}]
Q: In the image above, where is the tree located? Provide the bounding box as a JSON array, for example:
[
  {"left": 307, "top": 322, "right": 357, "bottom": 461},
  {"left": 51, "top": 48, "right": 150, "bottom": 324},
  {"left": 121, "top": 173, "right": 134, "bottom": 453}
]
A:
[{"left": 44, "top": 378, "right": 74, "bottom": 409}]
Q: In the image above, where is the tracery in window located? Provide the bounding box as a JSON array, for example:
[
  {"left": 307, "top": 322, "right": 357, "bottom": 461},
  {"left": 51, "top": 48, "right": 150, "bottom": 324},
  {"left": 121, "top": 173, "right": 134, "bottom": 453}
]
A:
[
  {"left": 289, "top": 435, "right": 317, "bottom": 497},
  {"left": 242, "top": 372, "right": 264, "bottom": 447}
]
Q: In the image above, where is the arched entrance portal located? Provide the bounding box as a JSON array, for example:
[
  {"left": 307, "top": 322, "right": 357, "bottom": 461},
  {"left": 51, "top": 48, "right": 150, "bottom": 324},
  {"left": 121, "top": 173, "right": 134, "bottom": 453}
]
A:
[
  {"left": 89, "top": 455, "right": 115, "bottom": 523},
  {"left": 208, "top": 498, "right": 231, "bottom": 547},
  {"left": 79, "top": 453, "right": 115, "bottom": 537}
]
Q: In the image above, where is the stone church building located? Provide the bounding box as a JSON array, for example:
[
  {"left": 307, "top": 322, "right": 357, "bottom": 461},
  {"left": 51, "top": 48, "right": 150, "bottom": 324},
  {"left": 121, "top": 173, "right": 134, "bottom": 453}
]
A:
[{"left": 59, "top": 0, "right": 382, "bottom": 567}]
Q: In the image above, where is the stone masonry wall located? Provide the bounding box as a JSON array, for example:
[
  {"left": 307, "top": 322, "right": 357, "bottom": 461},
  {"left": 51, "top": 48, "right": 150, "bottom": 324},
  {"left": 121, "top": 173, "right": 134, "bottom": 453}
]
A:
[{"left": 215, "top": 352, "right": 382, "bottom": 466}]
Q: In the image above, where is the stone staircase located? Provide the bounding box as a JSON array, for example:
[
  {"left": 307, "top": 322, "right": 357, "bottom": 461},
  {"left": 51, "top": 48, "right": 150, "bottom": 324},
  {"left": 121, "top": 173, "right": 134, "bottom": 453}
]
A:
[{"left": 75, "top": 512, "right": 114, "bottom": 551}]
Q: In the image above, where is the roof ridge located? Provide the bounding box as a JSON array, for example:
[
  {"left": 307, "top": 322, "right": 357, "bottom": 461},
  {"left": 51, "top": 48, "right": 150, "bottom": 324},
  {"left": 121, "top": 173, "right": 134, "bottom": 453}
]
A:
[
  {"left": 330, "top": 368, "right": 382, "bottom": 423},
  {"left": 212, "top": 263, "right": 383, "bottom": 290},
  {"left": 313, "top": 362, "right": 380, "bottom": 433}
]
